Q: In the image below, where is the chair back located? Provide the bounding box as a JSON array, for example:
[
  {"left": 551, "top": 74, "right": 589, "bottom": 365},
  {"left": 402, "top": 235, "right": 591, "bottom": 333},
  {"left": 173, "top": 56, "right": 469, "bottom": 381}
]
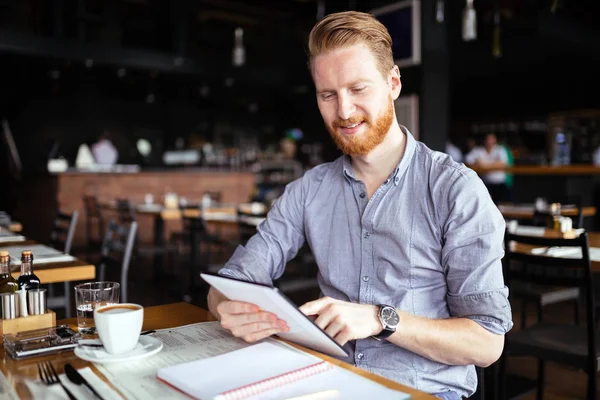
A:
[
  {"left": 50, "top": 210, "right": 79, "bottom": 254},
  {"left": 82, "top": 195, "right": 105, "bottom": 249},
  {"left": 99, "top": 220, "right": 138, "bottom": 303},
  {"left": 237, "top": 206, "right": 267, "bottom": 244},
  {"left": 116, "top": 199, "right": 136, "bottom": 224},
  {"left": 0, "top": 211, "right": 11, "bottom": 228},
  {"left": 504, "top": 230, "right": 596, "bottom": 372},
  {"left": 83, "top": 195, "right": 102, "bottom": 219}
]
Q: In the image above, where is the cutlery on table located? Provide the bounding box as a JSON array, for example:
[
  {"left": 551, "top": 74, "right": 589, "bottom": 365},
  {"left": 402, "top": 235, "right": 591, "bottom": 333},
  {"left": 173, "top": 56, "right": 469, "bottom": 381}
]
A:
[
  {"left": 37, "top": 361, "right": 77, "bottom": 400},
  {"left": 64, "top": 363, "right": 106, "bottom": 400}
]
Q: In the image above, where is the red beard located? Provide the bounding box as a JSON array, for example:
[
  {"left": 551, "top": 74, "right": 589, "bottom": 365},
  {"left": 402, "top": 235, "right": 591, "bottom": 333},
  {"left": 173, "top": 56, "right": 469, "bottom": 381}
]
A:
[{"left": 327, "top": 96, "right": 395, "bottom": 156}]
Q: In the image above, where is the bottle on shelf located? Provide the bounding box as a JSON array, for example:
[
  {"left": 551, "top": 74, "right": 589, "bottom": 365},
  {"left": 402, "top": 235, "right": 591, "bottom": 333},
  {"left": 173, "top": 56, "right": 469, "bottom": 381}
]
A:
[
  {"left": 0, "top": 250, "right": 18, "bottom": 293},
  {"left": 17, "top": 250, "right": 40, "bottom": 291}
]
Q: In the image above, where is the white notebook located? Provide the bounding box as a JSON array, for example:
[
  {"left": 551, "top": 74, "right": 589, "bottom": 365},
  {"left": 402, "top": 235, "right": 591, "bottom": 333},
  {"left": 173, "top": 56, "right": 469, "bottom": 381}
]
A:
[{"left": 157, "top": 341, "right": 410, "bottom": 400}]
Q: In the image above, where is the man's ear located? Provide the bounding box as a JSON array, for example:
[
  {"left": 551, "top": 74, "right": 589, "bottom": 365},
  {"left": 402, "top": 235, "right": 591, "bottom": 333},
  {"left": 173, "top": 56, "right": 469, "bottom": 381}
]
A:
[{"left": 390, "top": 65, "right": 402, "bottom": 100}]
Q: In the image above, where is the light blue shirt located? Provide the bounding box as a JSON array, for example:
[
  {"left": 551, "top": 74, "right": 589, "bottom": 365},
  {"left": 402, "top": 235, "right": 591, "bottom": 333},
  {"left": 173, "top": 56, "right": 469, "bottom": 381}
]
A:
[{"left": 220, "top": 128, "right": 513, "bottom": 397}]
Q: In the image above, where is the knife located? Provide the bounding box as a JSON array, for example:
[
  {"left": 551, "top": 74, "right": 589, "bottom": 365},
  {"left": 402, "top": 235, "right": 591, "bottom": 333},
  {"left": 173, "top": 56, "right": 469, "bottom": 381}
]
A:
[{"left": 64, "top": 363, "right": 106, "bottom": 400}]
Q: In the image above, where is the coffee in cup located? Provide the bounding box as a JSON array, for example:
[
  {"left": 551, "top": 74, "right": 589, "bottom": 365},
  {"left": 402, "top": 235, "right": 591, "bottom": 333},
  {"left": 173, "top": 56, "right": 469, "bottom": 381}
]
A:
[{"left": 94, "top": 303, "right": 143, "bottom": 355}]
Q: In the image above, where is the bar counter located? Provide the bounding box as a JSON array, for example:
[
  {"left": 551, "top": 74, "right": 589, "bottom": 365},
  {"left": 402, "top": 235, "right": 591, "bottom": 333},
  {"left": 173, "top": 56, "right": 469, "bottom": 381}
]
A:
[{"left": 56, "top": 169, "right": 256, "bottom": 246}]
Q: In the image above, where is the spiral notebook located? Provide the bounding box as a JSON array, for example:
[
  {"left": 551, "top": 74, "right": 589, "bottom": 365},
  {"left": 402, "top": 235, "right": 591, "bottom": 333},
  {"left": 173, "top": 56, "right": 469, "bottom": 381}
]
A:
[{"left": 157, "top": 341, "right": 409, "bottom": 400}]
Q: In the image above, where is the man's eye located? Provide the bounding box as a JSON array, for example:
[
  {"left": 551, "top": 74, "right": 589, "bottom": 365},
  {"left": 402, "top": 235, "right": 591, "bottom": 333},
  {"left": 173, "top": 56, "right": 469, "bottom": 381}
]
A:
[
  {"left": 321, "top": 93, "right": 335, "bottom": 101},
  {"left": 352, "top": 87, "right": 366, "bottom": 93}
]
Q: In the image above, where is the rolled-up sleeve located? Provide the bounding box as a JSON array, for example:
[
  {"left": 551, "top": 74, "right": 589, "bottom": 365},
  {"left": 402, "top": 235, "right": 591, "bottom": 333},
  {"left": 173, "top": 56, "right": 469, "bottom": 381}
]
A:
[
  {"left": 218, "top": 176, "right": 306, "bottom": 285},
  {"left": 441, "top": 170, "right": 513, "bottom": 335}
]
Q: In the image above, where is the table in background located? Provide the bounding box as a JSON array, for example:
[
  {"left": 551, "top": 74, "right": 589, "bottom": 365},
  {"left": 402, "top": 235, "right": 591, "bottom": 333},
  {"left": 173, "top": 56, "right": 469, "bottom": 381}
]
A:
[
  {"left": 0, "top": 302, "right": 434, "bottom": 399},
  {"left": 511, "top": 229, "right": 600, "bottom": 272},
  {"left": 0, "top": 240, "right": 95, "bottom": 284},
  {"left": 498, "top": 204, "right": 596, "bottom": 220}
]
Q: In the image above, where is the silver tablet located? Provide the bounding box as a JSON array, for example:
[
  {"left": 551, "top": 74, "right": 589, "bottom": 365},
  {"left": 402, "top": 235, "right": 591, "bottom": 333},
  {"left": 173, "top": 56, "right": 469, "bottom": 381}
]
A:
[{"left": 201, "top": 273, "right": 348, "bottom": 358}]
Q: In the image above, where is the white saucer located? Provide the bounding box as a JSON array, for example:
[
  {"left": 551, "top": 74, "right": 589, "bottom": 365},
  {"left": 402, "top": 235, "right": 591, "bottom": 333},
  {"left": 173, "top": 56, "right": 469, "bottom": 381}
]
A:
[{"left": 74, "top": 336, "right": 163, "bottom": 364}]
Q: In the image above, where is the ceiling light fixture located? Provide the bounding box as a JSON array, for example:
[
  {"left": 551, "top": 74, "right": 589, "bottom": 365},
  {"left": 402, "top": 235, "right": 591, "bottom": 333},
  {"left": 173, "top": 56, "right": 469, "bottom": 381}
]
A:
[
  {"left": 232, "top": 27, "right": 245, "bottom": 67},
  {"left": 462, "top": 0, "right": 477, "bottom": 41},
  {"left": 435, "top": 0, "right": 444, "bottom": 23}
]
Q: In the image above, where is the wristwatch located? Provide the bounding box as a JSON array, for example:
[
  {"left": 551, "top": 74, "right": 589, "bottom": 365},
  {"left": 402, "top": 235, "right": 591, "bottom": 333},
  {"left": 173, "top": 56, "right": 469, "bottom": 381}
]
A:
[{"left": 373, "top": 304, "right": 400, "bottom": 341}]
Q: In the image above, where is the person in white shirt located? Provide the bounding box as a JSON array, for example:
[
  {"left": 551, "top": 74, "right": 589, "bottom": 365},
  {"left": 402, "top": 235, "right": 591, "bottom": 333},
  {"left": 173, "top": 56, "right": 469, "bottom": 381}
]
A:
[
  {"left": 445, "top": 141, "right": 463, "bottom": 163},
  {"left": 465, "top": 133, "right": 508, "bottom": 203},
  {"left": 91, "top": 132, "right": 118, "bottom": 165}
]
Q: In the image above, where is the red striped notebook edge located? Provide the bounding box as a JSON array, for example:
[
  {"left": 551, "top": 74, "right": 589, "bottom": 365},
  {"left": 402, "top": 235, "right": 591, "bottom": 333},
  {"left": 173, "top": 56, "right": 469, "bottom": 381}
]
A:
[{"left": 156, "top": 360, "right": 333, "bottom": 400}]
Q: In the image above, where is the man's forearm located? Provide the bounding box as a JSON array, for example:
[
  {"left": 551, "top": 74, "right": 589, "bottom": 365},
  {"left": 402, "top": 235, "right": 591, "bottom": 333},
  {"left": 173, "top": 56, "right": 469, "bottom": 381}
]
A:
[
  {"left": 388, "top": 311, "right": 504, "bottom": 368},
  {"left": 207, "top": 287, "right": 228, "bottom": 320}
]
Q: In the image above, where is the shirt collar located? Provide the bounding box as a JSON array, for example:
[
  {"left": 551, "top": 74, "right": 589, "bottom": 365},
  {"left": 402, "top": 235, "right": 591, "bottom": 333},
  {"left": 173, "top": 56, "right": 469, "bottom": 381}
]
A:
[{"left": 341, "top": 125, "right": 417, "bottom": 186}]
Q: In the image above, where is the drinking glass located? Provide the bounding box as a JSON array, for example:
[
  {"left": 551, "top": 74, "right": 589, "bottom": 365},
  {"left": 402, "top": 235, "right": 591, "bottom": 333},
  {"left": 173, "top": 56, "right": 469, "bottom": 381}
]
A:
[{"left": 74, "top": 282, "right": 120, "bottom": 334}]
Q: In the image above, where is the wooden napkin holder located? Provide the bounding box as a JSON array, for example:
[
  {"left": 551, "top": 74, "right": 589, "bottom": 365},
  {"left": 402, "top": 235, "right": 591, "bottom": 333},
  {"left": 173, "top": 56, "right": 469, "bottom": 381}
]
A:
[{"left": 0, "top": 310, "right": 56, "bottom": 342}]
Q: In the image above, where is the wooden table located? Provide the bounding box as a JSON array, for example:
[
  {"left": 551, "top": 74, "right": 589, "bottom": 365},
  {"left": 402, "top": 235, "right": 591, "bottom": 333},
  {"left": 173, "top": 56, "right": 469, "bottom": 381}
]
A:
[
  {"left": 511, "top": 229, "right": 600, "bottom": 272},
  {"left": 0, "top": 241, "right": 95, "bottom": 284},
  {"left": 0, "top": 302, "right": 434, "bottom": 399},
  {"left": 498, "top": 204, "right": 596, "bottom": 220}
]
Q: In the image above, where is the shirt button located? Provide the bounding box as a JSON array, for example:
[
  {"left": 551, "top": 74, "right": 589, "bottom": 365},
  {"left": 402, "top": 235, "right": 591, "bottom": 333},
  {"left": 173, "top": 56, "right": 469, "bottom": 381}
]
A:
[
  {"left": 359, "top": 192, "right": 366, "bottom": 198},
  {"left": 357, "top": 353, "right": 364, "bottom": 360},
  {"left": 363, "top": 232, "right": 370, "bottom": 239},
  {"left": 362, "top": 276, "right": 370, "bottom": 282}
]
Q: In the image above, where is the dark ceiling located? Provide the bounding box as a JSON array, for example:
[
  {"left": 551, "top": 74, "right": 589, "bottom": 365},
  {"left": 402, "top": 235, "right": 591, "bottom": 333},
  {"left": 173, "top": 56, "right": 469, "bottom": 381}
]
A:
[{"left": 1, "top": 0, "right": 599, "bottom": 115}]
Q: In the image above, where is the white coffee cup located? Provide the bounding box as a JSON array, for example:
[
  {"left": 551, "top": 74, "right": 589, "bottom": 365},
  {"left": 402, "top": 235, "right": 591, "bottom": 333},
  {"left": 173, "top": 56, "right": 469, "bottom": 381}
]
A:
[{"left": 94, "top": 303, "right": 144, "bottom": 355}]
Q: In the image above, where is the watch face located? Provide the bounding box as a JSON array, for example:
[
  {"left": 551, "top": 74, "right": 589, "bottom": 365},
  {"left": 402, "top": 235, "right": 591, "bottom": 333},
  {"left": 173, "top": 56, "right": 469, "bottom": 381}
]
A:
[{"left": 382, "top": 307, "right": 399, "bottom": 327}]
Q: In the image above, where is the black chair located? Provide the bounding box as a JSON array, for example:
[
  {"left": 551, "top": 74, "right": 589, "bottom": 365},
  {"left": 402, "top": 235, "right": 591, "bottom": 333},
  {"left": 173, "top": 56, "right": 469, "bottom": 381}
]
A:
[
  {"left": 47, "top": 210, "right": 79, "bottom": 318},
  {"left": 116, "top": 198, "right": 137, "bottom": 224},
  {"left": 509, "top": 225, "right": 581, "bottom": 329},
  {"left": 82, "top": 195, "right": 105, "bottom": 256},
  {"left": 500, "top": 231, "right": 597, "bottom": 400},
  {"left": 98, "top": 220, "right": 138, "bottom": 303},
  {"left": 173, "top": 215, "right": 225, "bottom": 300}
]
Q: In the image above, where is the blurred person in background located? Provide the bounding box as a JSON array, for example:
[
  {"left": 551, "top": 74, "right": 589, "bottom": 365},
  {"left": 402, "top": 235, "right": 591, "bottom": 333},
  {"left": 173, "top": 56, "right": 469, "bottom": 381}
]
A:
[
  {"left": 465, "top": 133, "right": 508, "bottom": 203},
  {"left": 445, "top": 140, "right": 463, "bottom": 163}
]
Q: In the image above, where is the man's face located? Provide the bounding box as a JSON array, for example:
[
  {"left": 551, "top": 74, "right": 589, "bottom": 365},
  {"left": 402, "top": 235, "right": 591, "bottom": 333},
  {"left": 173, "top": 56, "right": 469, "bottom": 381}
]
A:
[
  {"left": 312, "top": 44, "right": 401, "bottom": 156},
  {"left": 485, "top": 134, "right": 497, "bottom": 151}
]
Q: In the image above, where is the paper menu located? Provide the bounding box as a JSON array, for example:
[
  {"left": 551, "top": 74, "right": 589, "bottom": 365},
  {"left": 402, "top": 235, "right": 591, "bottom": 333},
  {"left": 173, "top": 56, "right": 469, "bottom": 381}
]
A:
[{"left": 95, "top": 322, "right": 259, "bottom": 400}]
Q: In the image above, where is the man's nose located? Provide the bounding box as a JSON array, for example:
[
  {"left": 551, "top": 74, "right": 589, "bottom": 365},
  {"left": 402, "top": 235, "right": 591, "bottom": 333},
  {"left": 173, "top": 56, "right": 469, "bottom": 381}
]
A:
[{"left": 337, "top": 95, "right": 356, "bottom": 120}]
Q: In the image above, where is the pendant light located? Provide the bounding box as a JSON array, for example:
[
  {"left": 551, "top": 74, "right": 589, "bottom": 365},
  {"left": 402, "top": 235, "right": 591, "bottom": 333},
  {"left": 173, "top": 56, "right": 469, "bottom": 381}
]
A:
[
  {"left": 435, "top": 0, "right": 445, "bottom": 23},
  {"left": 232, "top": 27, "right": 245, "bottom": 67},
  {"left": 492, "top": 4, "right": 502, "bottom": 58},
  {"left": 462, "top": 0, "right": 477, "bottom": 41}
]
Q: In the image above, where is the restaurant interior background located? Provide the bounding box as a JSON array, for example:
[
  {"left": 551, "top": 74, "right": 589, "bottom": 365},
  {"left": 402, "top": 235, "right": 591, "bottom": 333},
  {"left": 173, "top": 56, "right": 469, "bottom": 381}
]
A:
[
  {"left": 1, "top": 0, "right": 600, "bottom": 398},
  {"left": 1, "top": 2, "right": 600, "bottom": 280}
]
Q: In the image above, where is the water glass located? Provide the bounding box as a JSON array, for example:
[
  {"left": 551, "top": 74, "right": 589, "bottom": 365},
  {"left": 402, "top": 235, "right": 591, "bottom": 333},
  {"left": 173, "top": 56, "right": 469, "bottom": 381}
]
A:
[{"left": 74, "top": 282, "right": 120, "bottom": 334}]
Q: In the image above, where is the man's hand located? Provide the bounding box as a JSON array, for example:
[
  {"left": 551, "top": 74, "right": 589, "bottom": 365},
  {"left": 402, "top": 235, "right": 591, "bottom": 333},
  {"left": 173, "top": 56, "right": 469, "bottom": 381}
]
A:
[
  {"left": 299, "top": 297, "right": 381, "bottom": 346},
  {"left": 217, "top": 300, "right": 289, "bottom": 343}
]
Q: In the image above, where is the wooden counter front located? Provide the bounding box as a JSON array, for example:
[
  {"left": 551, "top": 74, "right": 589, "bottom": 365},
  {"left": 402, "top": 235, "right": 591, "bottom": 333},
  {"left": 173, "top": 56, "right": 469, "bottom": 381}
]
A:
[{"left": 56, "top": 170, "right": 256, "bottom": 246}]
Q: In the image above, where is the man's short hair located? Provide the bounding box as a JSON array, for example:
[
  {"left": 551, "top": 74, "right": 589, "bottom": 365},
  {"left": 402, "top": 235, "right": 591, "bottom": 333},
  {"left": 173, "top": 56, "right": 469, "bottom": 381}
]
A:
[{"left": 308, "top": 11, "right": 394, "bottom": 79}]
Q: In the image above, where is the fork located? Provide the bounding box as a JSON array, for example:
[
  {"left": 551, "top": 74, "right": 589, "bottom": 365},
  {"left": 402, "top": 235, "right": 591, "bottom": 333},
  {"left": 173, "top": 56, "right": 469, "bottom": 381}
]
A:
[{"left": 37, "top": 361, "right": 77, "bottom": 400}]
